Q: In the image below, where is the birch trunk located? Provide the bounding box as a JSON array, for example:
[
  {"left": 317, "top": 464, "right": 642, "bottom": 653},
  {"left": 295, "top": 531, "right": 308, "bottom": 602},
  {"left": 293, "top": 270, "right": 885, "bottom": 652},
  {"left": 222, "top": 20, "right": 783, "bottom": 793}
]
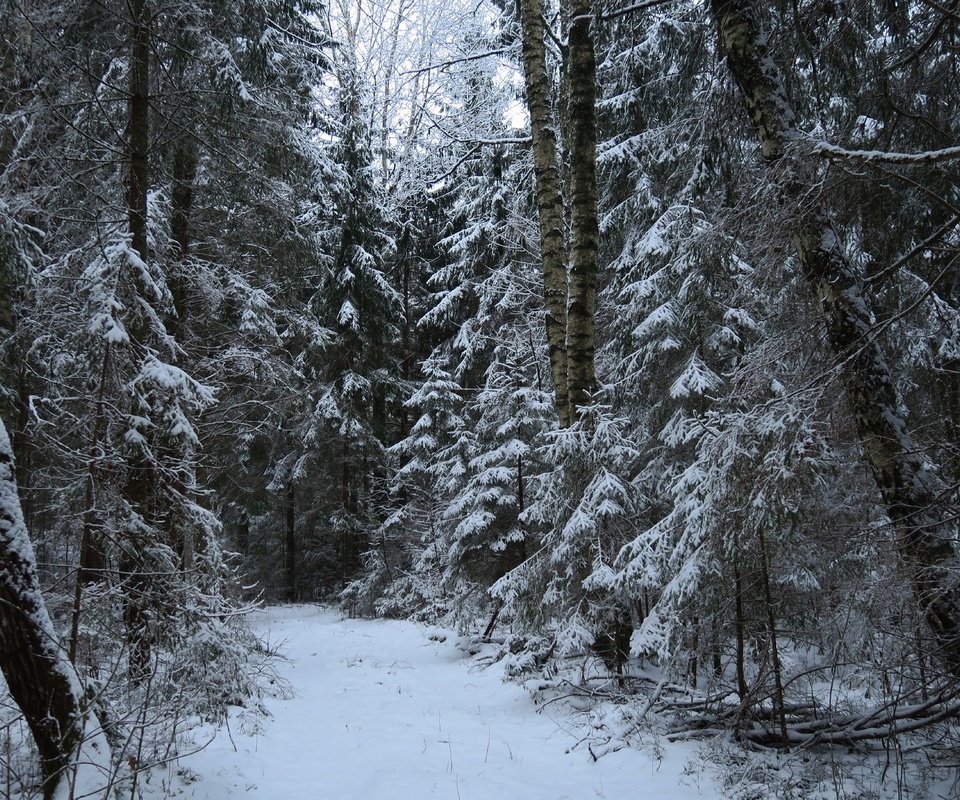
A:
[
  {"left": 518, "top": 0, "right": 570, "bottom": 427},
  {"left": 711, "top": 0, "right": 960, "bottom": 673}
]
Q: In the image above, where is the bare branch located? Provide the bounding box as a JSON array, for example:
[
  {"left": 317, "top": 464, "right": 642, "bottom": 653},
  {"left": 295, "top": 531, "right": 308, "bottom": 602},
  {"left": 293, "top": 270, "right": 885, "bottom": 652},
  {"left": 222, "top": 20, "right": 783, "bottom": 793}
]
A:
[
  {"left": 400, "top": 46, "right": 518, "bottom": 75},
  {"left": 570, "top": 0, "right": 682, "bottom": 25}
]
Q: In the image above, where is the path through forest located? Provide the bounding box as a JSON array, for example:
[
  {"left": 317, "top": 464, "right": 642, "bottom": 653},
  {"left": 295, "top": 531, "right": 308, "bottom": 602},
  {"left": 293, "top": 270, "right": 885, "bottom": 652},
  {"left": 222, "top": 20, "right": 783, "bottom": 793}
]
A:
[{"left": 177, "top": 605, "right": 720, "bottom": 799}]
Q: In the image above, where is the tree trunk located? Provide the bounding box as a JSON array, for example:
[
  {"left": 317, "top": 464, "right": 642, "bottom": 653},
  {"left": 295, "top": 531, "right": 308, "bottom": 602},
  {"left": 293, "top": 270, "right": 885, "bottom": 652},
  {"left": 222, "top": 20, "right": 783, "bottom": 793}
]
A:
[
  {"left": 564, "top": 0, "right": 599, "bottom": 418},
  {"left": 127, "top": 0, "right": 150, "bottom": 263},
  {"left": 733, "top": 558, "right": 748, "bottom": 701},
  {"left": 69, "top": 341, "right": 112, "bottom": 664},
  {"left": 78, "top": 342, "right": 111, "bottom": 587},
  {"left": 285, "top": 482, "right": 296, "bottom": 602},
  {"left": 0, "top": 419, "right": 86, "bottom": 800},
  {"left": 170, "top": 139, "right": 196, "bottom": 262},
  {"left": 236, "top": 509, "right": 249, "bottom": 556},
  {"left": 757, "top": 526, "right": 789, "bottom": 747},
  {"left": 169, "top": 129, "right": 196, "bottom": 344},
  {"left": 167, "top": 2, "right": 197, "bottom": 340},
  {"left": 121, "top": 0, "right": 154, "bottom": 684},
  {"left": 121, "top": 460, "right": 153, "bottom": 684},
  {"left": 518, "top": 0, "right": 570, "bottom": 426},
  {"left": 341, "top": 459, "right": 352, "bottom": 583},
  {"left": 711, "top": 0, "right": 960, "bottom": 674},
  {"left": 400, "top": 224, "right": 412, "bottom": 438},
  {"left": 168, "top": 134, "right": 197, "bottom": 570}
]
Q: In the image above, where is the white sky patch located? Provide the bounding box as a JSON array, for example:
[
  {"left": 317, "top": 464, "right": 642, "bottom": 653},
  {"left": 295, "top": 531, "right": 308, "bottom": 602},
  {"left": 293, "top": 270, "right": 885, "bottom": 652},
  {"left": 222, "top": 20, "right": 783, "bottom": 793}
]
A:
[{"left": 322, "top": 0, "right": 527, "bottom": 192}]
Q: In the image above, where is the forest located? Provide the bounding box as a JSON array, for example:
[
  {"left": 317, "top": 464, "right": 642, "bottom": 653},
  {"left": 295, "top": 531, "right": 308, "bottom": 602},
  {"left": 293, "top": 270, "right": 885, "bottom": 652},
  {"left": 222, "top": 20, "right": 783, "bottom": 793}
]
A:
[{"left": 1, "top": 0, "right": 959, "bottom": 798}]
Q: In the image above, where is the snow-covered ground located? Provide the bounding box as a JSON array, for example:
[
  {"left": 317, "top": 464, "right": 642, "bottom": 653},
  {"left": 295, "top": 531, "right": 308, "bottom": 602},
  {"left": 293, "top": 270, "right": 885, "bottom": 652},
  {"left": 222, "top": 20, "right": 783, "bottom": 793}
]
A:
[{"left": 175, "top": 605, "right": 720, "bottom": 800}]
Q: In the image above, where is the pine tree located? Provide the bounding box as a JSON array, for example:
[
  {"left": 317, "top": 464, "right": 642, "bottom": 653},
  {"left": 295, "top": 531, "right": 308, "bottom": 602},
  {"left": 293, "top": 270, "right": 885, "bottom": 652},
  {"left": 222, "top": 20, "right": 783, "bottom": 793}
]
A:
[{"left": 314, "top": 53, "right": 402, "bottom": 589}]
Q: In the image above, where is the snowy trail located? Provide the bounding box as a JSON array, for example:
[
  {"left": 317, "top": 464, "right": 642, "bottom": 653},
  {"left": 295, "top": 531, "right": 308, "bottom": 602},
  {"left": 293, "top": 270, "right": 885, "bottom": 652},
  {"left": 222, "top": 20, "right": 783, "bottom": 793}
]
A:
[{"left": 180, "top": 605, "right": 719, "bottom": 800}]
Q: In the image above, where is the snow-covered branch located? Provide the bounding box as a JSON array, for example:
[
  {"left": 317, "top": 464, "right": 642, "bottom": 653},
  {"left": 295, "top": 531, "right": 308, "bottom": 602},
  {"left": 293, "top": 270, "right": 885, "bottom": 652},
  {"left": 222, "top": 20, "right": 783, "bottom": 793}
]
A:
[
  {"left": 401, "top": 46, "right": 519, "bottom": 75},
  {"left": 812, "top": 141, "right": 960, "bottom": 166}
]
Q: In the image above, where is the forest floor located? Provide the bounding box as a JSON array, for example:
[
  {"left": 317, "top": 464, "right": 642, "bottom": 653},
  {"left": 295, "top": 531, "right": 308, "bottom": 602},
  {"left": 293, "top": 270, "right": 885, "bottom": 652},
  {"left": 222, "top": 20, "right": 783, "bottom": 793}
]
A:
[{"left": 169, "top": 604, "right": 721, "bottom": 800}]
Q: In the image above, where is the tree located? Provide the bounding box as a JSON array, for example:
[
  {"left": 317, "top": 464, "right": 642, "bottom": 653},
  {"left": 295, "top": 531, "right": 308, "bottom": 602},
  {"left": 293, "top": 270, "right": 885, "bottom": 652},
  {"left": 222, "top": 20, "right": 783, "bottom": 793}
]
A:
[
  {"left": 0, "top": 417, "right": 94, "bottom": 800},
  {"left": 1, "top": 0, "right": 333, "bottom": 788},
  {"left": 515, "top": 0, "right": 600, "bottom": 425},
  {"left": 348, "top": 357, "right": 472, "bottom": 618},
  {"left": 710, "top": 0, "right": 960, "bottom": 675},
  {"left": 564, "top": 0, "right": 600, "bottom": 417},
  {"left": 517, "top": 0, "right": 570, "bottom": 424}
]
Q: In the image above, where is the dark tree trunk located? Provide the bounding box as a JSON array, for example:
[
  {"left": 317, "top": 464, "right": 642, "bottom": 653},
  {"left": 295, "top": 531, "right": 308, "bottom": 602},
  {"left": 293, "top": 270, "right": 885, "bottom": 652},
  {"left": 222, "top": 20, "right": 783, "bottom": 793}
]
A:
[
  {"left": 733, "top": 560, "right": 748, "bottom": 700},
  {"left": 171, "top": 139, "right": 196, "bottom": 262},
  {"left": 127, "top": 0, "right": 150, "bottom": 264},
  {"left": 711, "top": 0, "right": 960, "bottom": 674},
  {"left": 0, "top": 420, "right": 86, "bottom": 800},
  {"left": 400, "top": 228, "right": 411, "bottom": 439},
  {"left": 341, "top": 460, "right": 352, "bottom": 583},
  {"left": 121, "top": 460, "right": 154, "bottom": 684},
  {"left": 77, "top": 342, "right": 111, "bottom": 588},
  {"left": 119, "top": 0, "right": 154, "bottom": 684},
  {"left": 164, "top": 13, "right": 204, "bottom": 570},
  {"left": 757, "top": 527, "right": 789, "bottom": 746},
  {"left": 168, "top": 133, "right": 196, "bottom": 349},
  {"left": 518, "top": 0, "right": 570, "bottom": 426},
  {"left": 285, "top": 483, "right": 296, "bottom": 602},
  {"left": 340, "top": 457, "right": 364, "bottom": 583},
  {"left": 236, "top": 510, "right": 249, "bottom": 556},
  {"left": 565, "top": 0, "right": 599, "bottom": 418}
]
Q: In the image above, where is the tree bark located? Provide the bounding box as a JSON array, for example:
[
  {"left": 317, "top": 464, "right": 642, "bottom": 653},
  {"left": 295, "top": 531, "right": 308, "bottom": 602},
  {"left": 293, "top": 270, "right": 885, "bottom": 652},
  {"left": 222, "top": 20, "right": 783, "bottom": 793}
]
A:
[
  {"left": 285, "top": 482, "right": 296, "bottom": 602},
  {"left": 757, "top": 526, "right": 789, "bottom": 746},
  {"left": 0, "top": 419, "right": 86, "bottom": 799},
  {"left": 121, "top": 0, "right": 154, "bottom": 684},
  {"left": 564, "top": 0, "right": 599, "bottom": 417},
  {"left": 127, "top": 0, "right": 150, "bottom": 263},
  {"left": 733, "top": 558, "right": 748, "bottom": 701},
  {"left": 711, "top": 0, "right": 960, "bottom": 673},
  {"left": 69, "top": 340, "right": 112, "bottom": 664},
  {"left": 121, "top": 459, "right": 153, "bottom": 684},
  {"left": 170, "top": 140, "right": 196, "bottom": 262},
  {"left": 518, "top": 0, "right": 570, "bottom": 426},
  {"left": 168, "top": 135, "right": 197, "bottom": 569},
  {"left": 78, "top": 341, "right": 111, "bottom": 588},
  {"left": 167, "top": 2, "right": 197, "bottom": 342},
  {"left": 236, "top": 510, "right": 249, "bottom": 556}
]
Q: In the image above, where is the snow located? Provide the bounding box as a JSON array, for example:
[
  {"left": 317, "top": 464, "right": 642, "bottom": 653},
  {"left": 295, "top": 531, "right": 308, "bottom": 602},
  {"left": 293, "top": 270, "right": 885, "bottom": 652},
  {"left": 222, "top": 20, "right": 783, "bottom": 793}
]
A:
[
  {"left": 812, "top": 140, "right": 960, "bottom": 165},
  {"left": 177, "top": 605, "right": 720, "bottom": 800},
  {"left": 52, "top": 716, "right": 112, "bottom": 800}
]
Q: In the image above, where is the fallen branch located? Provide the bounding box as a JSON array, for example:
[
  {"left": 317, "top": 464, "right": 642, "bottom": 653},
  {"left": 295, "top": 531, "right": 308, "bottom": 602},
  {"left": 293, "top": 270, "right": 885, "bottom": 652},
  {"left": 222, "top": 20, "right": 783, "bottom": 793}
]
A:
[{"left": 671, "top": 692, "right": 960, "bottom": 749}]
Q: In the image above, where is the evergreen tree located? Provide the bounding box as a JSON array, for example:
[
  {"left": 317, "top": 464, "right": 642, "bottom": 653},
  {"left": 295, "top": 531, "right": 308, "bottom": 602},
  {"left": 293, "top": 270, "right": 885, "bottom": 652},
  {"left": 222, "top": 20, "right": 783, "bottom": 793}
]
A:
[{"left": 314, "top": 53, "right": 402, "bottom": 588}]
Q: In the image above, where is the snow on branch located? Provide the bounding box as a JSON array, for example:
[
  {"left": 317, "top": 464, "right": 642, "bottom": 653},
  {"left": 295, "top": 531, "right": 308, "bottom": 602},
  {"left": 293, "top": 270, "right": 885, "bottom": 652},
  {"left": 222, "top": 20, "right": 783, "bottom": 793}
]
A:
[
  {"left": 401, "top": 46, "right": 519, "bottom": 75},
  {"left": 568, "top": 0, "right": 681, "bottom": 25},
  {"left": 419, "top": 103, "right": 531, "bottom": 146},
  {"left": 596, "top": 0, "right": 681, "bottom": 22},
  {"left": 812, "top": 141, "right": 960, "bottom": 166}
]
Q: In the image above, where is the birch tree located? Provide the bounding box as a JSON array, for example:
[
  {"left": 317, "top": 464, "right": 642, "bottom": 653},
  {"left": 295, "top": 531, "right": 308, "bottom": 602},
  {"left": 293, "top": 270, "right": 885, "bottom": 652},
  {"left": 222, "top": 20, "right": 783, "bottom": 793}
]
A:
[
  {"left": 517, "top": 0, "right": 570, "bottom": 425},
  {"left": 516, "top": 0, "right": 600, "bottom": 424},
  {"left": 710, "top": 0, "right": 960, "bottom": 673}
]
